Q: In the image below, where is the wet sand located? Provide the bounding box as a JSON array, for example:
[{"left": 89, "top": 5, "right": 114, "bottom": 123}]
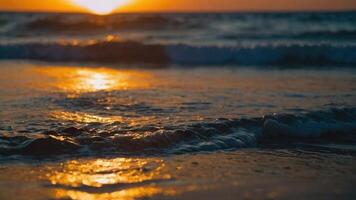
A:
[
  {"left": 2, "top": 11, "right": 356, "bottom": 200},
  {"left": 0, "top": 149, "right": 355, "bottom": 200},
  {"left": 0, "top": 62, "right": 356, "bottom": 199}
]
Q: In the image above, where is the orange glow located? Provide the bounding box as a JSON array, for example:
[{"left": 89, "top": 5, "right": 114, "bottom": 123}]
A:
[
  {"left": 49, "top": 110, "right": 156, "bottom": 127},
  {"left": 48, "top": 158, "right": 170, "bottom": 188},
  {"left": 31, "top": 66, "right": 151, "bottom": 93},
  {"left": 0, "top": 0, "right": 355, "bottom": 13},
  {"left": 77, "top": 70, "right": 116, "bottom": 90},
  {"left": 47, "top": 158, "right": 178, "bottom": 200},
  {"left": 71, "top": 0, "right": 130, "bottom": 15},
  {"left": 53, "top": 187, "right": 173, "bottom": 200},
  {"left": 50, "top": 111, "right": 124, "bottom": 123}
]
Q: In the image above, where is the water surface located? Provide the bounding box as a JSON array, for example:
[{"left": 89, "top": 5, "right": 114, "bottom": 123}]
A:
[{"left": 1, "top": 11, "right": 356, "bottom": 200}]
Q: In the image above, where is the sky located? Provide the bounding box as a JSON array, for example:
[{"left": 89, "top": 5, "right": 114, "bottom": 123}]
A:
[{"left": 0, "top": 0, "right": 356, "bottom": 13}]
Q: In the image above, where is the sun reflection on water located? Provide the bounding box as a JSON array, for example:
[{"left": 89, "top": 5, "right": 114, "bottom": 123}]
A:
[
  {"left": 32, "top": 66, "right": 151, "bottom": 94},
  {"left": 47, "top": 158, "right": 177, "bottom": 200},
  {"left": 48, "top": 158, "right": 169, "bottom": 187},
  {"left": 50, "top": 111, "right": 124, "bottom": 123},
  {"left": 54, "top": 186, "right": 177, "bottom": 200},
  {"left": 49, "top": 110, "right": 156, "bottom": 127},
  {"left": 77, "top": 70, "right": 115, "bottom": 91}
]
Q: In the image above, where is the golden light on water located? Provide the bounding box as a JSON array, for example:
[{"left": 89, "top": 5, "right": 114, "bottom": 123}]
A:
[
  {"left": 32, "top": 66, "right": 150, "bottom": 93},
  {"left": 47, "top": 158, "right": 178, "bottom": 200},
  {"left": 50, "top": 111, "right": 124, "bottom": 123},
  {"left": 54, "top": 186, "right": 172, "bottom": 200},
  {"left": 72, "top": 0, "right": 130, "bottom": 15},
  {"left": 48, "top": 158, "right": 169, "bottom": 187},
  {"left": 77, "top": 70, "right": 115, "bottom": 91},
  {"left": 50, "top": 110, "right": 156, "bottom": 127}
]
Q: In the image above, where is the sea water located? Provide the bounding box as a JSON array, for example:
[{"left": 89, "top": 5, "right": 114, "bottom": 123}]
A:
[{"left": 1, "top": 12, "right": 356, "bottom": 200}]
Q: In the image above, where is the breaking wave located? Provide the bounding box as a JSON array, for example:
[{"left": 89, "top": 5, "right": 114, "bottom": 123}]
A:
[{"left": 1, "top": 108, "right": 355, "bottom": 156}]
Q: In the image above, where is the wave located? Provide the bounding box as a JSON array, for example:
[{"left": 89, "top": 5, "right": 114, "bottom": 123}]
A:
[
  {"left": 1, "top": 41, "right": 356, "bottom": 66},
  {"left": 0, "top": 41, "right": 170, "bottom": 64},
  {"left": 8, "top": 12, "right": 356, "bottom": 33},
  {"left": 20, "top": 15, "right": 198, "bottom": 34},
  {"left": 166, "top": 43, "right": 356, "bottom": 66},
  {"left": 1, "top": 108, "right": 355, "bottom": 156},
  {"left": 294, "top": 30, "right": 356, "bottom": 40},
  {"left": 218, "top": 30, "right": 356, "bottom": 40}
]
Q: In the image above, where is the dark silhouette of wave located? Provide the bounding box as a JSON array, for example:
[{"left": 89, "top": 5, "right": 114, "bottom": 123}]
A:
[{"left": 1, "top": 41, "right": 356, "bottom": 66}]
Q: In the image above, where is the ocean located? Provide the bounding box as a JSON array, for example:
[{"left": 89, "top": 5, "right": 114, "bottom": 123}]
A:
[
  {"left": 1, "top": 12, "right": 356, "bottom": 65},
  {"left": 0, "top": 12, "right": 356, "bottom": 200}
]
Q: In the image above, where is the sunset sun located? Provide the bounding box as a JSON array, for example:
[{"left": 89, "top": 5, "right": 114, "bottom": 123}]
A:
[{"left": 72, "top": 0, "right": 130, "bottom": 15}]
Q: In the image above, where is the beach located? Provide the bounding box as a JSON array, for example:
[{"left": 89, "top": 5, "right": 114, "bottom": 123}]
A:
[
  {"left": 1, "top": 61, "right": 356, "bottom": 199},
  {"left": 0, "top": 12, "right": 356, "bottom": 199},
  {"left": 1, "top": 150, "right": 355, "bottom": 200}
]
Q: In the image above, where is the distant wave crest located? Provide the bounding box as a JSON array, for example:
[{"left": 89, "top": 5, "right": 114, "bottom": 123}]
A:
[
  {"left": 1, "top": 41, "right": 356, "bottom": 66},
  {"left": 22, "top": 15, "right": 198, "bottom": 33}
]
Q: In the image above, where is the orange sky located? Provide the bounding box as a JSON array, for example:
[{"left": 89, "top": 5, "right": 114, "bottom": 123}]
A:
[{"left": 0, "top": 0, "right": 356, "bottom": 13}]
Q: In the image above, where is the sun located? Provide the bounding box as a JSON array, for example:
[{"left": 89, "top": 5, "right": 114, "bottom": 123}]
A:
[{"left": 72, "top": 0, "right": 130, "bottom": 15}]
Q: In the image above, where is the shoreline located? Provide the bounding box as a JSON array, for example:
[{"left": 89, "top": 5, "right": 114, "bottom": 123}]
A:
[{"left": 0, "top": 149, "right": 355, "bottom": 200}]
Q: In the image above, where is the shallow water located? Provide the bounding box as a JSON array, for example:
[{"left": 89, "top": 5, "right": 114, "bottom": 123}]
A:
[
  {"left": 0, "top": 61, "right": 355, "bottom": 157},
  {"left": 1, "top": 150, "right": 355, "bottom": 200},
  {"left": 1, "top": 11, "right": 356, "bottom": 200}
]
